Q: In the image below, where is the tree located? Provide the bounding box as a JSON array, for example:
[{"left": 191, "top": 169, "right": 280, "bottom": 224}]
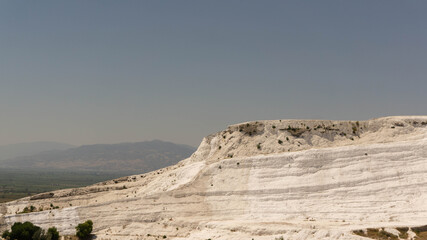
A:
[
  {"left": 2, "top": 221, "right": 40, "bottom": 240},
  {"left": 75, "top": 220, "right": 93, "bottom": 239},
  {"left": 32, "top": 228, "right": 46, "bottom": 240},
  {"left": 47, "top": 227, "right": 59, "bottom": 240},
  {"left": 1, "top": 222, "right": 60, "bottom": 240}
]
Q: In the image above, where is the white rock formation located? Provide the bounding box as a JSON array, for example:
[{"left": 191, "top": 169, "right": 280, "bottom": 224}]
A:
[{"left": 1, "top": 116, "right": 427, "bottom": 240}]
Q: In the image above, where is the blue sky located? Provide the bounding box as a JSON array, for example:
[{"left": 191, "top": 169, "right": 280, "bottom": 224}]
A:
[{"left": 1, "top": 1, "right": 426, "bottom": 146}]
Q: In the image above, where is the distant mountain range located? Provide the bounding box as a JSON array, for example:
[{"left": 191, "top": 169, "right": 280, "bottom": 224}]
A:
[
  {"left": 0, "top": 140, "right": 195, "bottom": 174},
  {"left": 0, "top": 141, "right": 75, "bottom": 161}
]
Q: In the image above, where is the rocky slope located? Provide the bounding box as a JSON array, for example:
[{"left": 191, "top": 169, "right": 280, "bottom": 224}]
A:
[{"left": 1, "top": 116, "right": 427, "bottom": 240}]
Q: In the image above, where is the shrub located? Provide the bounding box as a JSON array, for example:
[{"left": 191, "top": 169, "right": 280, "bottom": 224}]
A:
[
  {"left": 2, "top": 230, "right": 10, "bottom": 239},
  {"left": 278, "top": 140, "right": 283, "bottom": 144},
  {"left": 2, "top": 222, "right": 61, "bottom": 240},
  {"left": 31, "top": 228, "right": 45, "bottom": 240},
  {"left": 76, "top": 220, "right": 93, "bottom": 240},
  {"left": 3, "top": 222, "right": 41, "bottom": 240},
  {"left": 47, "top": 227, "right": 59, "bottom": 240},
  {"left": 257, "top": 143, "right": 261, "bottom": 150}
]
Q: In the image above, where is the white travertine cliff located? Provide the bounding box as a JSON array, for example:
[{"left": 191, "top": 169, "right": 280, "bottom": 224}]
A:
[{"left": 1, "top": 116, "right": 427, "bottom": 240}]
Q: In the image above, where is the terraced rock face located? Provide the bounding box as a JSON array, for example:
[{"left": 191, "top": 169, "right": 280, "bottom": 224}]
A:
[{"left": 1, "top": 116, "right": 427, "bottom": 240}]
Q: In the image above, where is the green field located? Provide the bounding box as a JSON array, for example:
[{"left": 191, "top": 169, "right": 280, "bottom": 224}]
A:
[{"left": 0, "top": 168, "right": 125, "bottom": 203}]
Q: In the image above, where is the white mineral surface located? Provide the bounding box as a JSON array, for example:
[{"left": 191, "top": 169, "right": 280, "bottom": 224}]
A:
[{"left": 1, "top": 116, "right": 426, "bottom": 240}]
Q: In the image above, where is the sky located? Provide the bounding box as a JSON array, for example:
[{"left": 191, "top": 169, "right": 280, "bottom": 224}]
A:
[{"left": 1, "top": 1, "right": 426, "bottom": 147}]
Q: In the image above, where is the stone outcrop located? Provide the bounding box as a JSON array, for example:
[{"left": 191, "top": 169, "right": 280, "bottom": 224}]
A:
[{"left": 1, "top": 116, "right": 427, "bottom": 240}]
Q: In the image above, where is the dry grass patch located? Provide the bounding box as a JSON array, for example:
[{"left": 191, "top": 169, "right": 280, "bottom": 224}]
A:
[
  {"left": 396, "top": 227, "right": 408, "bottom": 239},
  {"left": 412, "top": 225, "right": 427, "bottom": 240},
  {"left": 353, "top": 228, "right": 398, "bottom": 240}
]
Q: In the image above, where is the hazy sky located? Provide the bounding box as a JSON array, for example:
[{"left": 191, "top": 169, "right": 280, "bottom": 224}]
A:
[{"left": 1, "top": 1, "right": 426, "bottom": 147}]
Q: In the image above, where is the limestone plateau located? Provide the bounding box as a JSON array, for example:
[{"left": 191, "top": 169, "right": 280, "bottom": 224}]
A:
[{"left": 1, "top": 116, "right": 427, "bottom": 240}]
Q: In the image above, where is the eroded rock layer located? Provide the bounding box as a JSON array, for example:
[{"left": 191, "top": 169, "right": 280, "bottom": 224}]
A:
[{"left": 1, "top": 116, "right": 427, "bottom": 240}]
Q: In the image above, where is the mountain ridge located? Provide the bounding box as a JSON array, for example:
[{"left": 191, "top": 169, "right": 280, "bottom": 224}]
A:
[
  {"left": 0, "top": 141, "right": 75, "bottom": 161},
  {"left": 0, "top": 140, "right": 195, "bottom": 174}
]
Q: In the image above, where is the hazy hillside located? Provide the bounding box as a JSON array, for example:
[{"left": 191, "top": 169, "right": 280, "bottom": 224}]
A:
[
  {"left": 0, "top": 140, "right": 195, "bottom": 174},
  {"left": 0, "top": 141, "right": 74, "bottom": 161}
]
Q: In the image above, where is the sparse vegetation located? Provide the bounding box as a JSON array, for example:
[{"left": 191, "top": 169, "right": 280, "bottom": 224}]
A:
[
  {"left": 352, "top": 225, "right": 427, "bottom": 240},
  {"left": 394, "top": 122, "right": 404, "bottom": 127},
  {"left": 286, "top": 126, "right": 305, "bottom": 137},
  {"left": 412, "top": 225, "right": 427, "bottom": 239},
  {"left": 396, "top": 227, "right": 408, "bottom": 239},
  {"left": 48, "top": 203, "right": 59, "bottom": 210},
  {"left": 353, "top": 228, "right": 398, "bottom": 240},
  {"left": 237, "top": 122, "right": 259, "bottom": 136},
  {"left": 19, "top": 205, "right": 36, "bottom": 214}
]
